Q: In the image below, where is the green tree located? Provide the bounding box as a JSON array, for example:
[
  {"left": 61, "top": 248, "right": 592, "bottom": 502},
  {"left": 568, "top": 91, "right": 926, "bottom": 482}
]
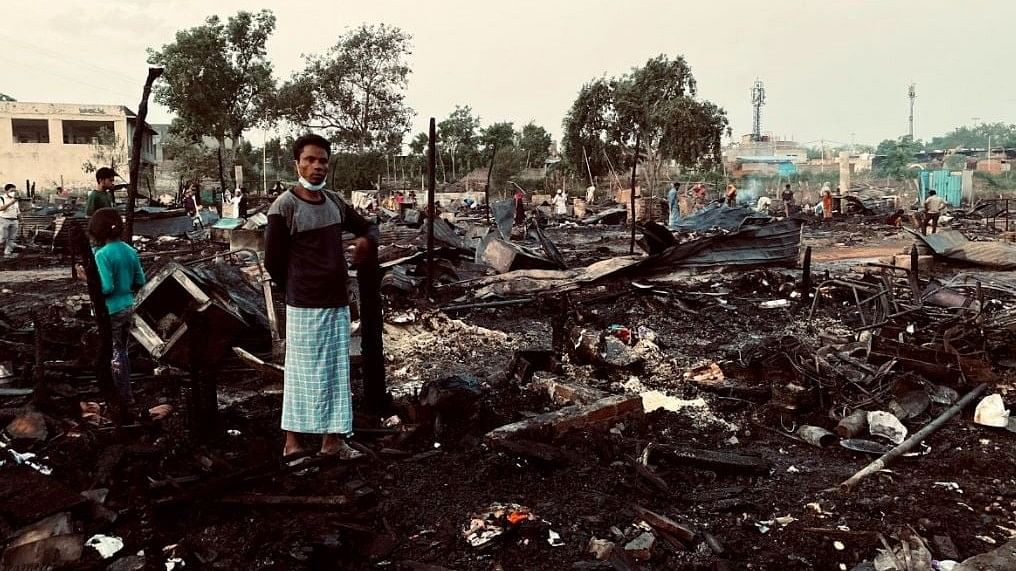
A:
[
  {"left": 518, "top": 122, "right": 551, "bottom": 168},
  {"left": 277, "top": 23, "right": 413, "bottom": 153},
  {"left": 437, "top": 105, "right": 480, "bottom": 181},
  {"left": 148, "top": 10, "right": 277, "bottom": 199},
  {"left": 161, "top": 120, "right": 220, "bottom": 189},
  {"left": 875, "top": 135, "right": 924, "bottom": 179},
  {"left": 81, "top": 127, "right": 128, "bottom": 175},
  {"left": 927, "top": 122, "right": 1016, "bottom": 150},
  {"left": 562, "top": 55, "right": 729, "bottom": 191},
  {"left": 480, "top": 121, "right": 516, "bottom": 152}
]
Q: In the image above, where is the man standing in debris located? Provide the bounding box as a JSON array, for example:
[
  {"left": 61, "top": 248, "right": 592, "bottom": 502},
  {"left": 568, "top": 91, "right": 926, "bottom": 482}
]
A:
[
  {"left": 586, "top": 184, "right": 596, "bottom": 205},
  {"left": 922, "top": 189, "right": 948, "bottom": 235},
  {"left": 265, "top": 134, "right": 378, "bottom": 460},
  {"left": 781, "top": 184, "right": 795, "bottom": 217},
  {"left": 86, "top": 167, "right": 117, "bottom": 216},
  {"left": 667, "top": 182, "right": 680, "bottom": 229},
  {"left": 0, "top": 184, "right": 20, "bottom": 259},
  {"left": 822, "top": 188, "right": 834, "bottom": 224}
]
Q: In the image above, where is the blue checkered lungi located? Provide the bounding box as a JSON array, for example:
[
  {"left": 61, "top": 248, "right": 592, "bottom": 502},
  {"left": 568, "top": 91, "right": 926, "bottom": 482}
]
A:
[{"left": 281, "top": 305, "right": 353, "bottom": 434}]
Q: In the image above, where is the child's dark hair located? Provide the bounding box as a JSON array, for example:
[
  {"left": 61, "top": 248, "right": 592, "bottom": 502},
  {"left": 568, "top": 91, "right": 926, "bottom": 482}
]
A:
[{"left": 88, "top": 208, "right": 124, "bottom": 243}]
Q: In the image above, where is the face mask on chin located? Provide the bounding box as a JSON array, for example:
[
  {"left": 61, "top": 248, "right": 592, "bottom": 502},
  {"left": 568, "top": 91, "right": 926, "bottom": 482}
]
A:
[{"left": 298, "top": 176, "right": 326, "bottom": 192}]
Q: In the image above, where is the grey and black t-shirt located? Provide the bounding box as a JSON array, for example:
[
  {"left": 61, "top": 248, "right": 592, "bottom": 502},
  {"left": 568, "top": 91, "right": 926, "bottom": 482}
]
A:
[{"left": 264, "top": 189, "right": 379, "bottom": 308}]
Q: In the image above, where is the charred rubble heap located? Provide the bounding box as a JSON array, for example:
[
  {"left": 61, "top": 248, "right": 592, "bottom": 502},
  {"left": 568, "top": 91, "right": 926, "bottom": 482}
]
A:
[{"left": 2, "top": 193, "right": 1016, "bottom": 570}]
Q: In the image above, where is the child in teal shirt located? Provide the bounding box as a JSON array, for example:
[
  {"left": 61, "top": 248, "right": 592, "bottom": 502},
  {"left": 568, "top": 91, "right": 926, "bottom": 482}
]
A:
[{"left": 88, "top": 208, "right": 146, "bottom": 403}]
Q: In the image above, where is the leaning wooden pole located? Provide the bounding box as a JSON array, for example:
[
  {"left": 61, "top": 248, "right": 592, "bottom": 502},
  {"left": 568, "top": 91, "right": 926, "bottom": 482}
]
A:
[
  {"left": 629, "top": 132, "right": 641, "bottom": 255},
  {"left": 484, "top": 143, "right": 498, "bottom": 224},
  {"left": 72, "top": 224, "right": 126, "bottom": 422},
  {"left": 838, "top": 383, "right": 988, "bottom": 492},
  {"left": 425, "top": 118, "right": 437, "bottom": 294},
  {"left": 125, "top": 67, "right": 163, "bottom": 243}
]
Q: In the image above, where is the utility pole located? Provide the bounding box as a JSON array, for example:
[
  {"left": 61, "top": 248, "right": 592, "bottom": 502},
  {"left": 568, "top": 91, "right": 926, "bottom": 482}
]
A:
[{"left": 908, "top": 84, "right": 916, "bottom": 140}]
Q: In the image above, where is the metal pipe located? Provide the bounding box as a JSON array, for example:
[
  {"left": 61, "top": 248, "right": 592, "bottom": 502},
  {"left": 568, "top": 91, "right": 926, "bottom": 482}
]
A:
[{"left": 837, "top": 383, "right": 988, "bottom": 492}]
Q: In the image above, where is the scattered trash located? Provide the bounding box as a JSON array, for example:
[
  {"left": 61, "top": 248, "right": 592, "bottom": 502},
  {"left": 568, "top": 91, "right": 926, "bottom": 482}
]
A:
[
  {"left": 933, "top": 481, "right": 962, "bottom": 494},
  {"left": 974, "top": 394, "right": 1010, "bottom": 428},
  {"left": 623, "top": 531, "right": 655, "bottom": 561},
  {"left": 798, "top": 425, "right": 837, "bottom": 447},
  {"left": 86, "top": 534, "right": 124, "bottom": 559},
  {"left": 148, "top": 404, "right": 174, "bottom": 420},
  {"left": 834, "top": 540, "right": 846, "bottom": 551},
  {"left": 868, "top": 411, "right": 908, "bottom": 444},
  {"left": 463, "top": 503, "right": 538, "bottom": 548},
  {"left": 547, "top": 529, "right": 564, "bottom": 547},
  {"left": 587, "top": 538, "right": 614, "bottom": 560},
  {"left": 760, "top": 299, "right": 791, "bottom": 309},
  {"left": 836, "top": 410, "right": 869, "bottom": 438}
]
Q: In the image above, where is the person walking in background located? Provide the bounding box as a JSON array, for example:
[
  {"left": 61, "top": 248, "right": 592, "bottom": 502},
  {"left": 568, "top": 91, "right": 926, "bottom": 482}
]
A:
[
  {"left": 88, "top": 208, "right": 146, "bottom": 405},
  {"left": 922, "top": 190, "right": 948, "bottom": 235},
  {"left": 781, "top": 183, "right": 795, "bottom": 217},
  {"left": 667, "top": 181, "right": 680, "bottom": 229},
  {"left": 553, "top": 189, "right": 568, "bottom": 218},
  {"left": 1, "top": 184, "right": 20, "bottom": 259},
  {"left": 725, "top": 183, "right": 737, "bottom": 207},
  {"left": 86, "top": 167, "right": 117, "bottom": 216}
]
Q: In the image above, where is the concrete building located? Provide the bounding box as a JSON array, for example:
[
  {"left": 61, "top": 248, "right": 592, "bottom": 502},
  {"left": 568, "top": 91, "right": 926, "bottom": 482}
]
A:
[
  {"left": 724, "top": 134, "right": 809, "bottom": 165},
  {"left": 0, "top": 101, "right": 157, "bottom": 192}
]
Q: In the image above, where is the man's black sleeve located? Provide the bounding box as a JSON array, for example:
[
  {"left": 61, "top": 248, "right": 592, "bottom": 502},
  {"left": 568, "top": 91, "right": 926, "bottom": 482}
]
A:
[{"left": 264, "top": 214, "right": 290, "bottom": 289}]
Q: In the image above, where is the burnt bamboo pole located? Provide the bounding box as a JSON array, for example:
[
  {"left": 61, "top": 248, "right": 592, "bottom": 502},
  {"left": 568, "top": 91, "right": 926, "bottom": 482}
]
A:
[
  {"left": 125, "top": 67, "right": 163, "bottom": 242},
  {"left": 426, "top": 118, "right": 436, "bottom": 294},
  {"left": 629, "top": 132, "right": 641, "bottom": 255}
]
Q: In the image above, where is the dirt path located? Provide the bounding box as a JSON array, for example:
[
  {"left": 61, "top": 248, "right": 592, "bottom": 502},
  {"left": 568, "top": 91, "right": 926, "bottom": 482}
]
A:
[{"left": 1, "top": 268, "right": 71, "bottom": 284}]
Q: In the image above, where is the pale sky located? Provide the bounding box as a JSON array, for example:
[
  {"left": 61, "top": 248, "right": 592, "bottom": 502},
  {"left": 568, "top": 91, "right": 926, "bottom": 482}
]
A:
[{"left": 2, "top": 0, "right": 1014, "bottom": 150}]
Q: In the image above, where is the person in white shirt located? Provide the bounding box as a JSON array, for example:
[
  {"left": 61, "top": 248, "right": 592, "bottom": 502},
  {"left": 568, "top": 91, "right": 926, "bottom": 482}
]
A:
[
  {"left": 553, "top": 189, "right": 568, "bottom": 217},
  {"left": 755, "top": 195, "right": 773, "bottom": 213},
  {"left": 922, "top": 190, "right": 948, "bottom": 235},
  {"left": 585, "top": 185, "right": 596, "bottom": 204},
  {"left": 0, "top": 184, "right": 20, "bottom": 258}
]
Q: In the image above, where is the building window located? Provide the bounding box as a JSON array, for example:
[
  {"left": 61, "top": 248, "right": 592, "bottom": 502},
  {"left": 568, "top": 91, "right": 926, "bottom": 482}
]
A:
[
  {"left": 11, "top": 119, "right": 50, "bottom": 143},
  {"left": 62, "top": 120, "right": 115, "bottom": 144}
]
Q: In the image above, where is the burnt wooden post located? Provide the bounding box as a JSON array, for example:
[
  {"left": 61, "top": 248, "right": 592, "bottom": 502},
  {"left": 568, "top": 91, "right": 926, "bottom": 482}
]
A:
[
  {"left": 483, "top": 144, "right": 497, "bottom": 224},
  {"left": 629, "top": 132, "right": 641, "bottom": 255},
  {"left": 358, "top": 242, "right": 388, "bottom": 413},
  {"left": 186, "top": 309, "right": 219, "bottom": 440},
  {"left": 125, "top": 67, "right": 163, "bottom": 242},
  {"left": 71, "top": 224, "right": 126, "bottom": 422},
  {"left": 425, "top": 118, "right": 437, "bottom": 294},
  {"left": 31, "top": 313, "right": 49, "bottom": 409},
  {"left": 801, "top": 246, "right": 812, "bottom": 302}
]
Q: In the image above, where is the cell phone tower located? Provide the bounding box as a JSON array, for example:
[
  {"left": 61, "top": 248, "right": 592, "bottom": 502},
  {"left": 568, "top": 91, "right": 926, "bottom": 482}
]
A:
[
  {"left": 751, "top": 79, "right": 766, "bottom": 142},
  {"left": 908, "top": 83, "right": 916, "bottom": 139}
]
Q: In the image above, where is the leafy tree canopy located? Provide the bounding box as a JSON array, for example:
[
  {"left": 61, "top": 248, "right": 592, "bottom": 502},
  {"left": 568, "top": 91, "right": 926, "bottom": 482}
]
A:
[
  {"left": 562, "top": 54, "right": 729, "bottom": 181},
  {"left": 926, "top": 122, "right": 1016, "bottom": 151},
  {"left": 276, "top": 23, "right": 413, "bottom": 153}
]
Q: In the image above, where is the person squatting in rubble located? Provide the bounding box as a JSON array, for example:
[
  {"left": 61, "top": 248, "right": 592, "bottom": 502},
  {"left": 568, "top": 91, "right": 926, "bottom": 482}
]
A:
[
  {"left": 922, "top": 189, "right": 948, "bottom": 235},
  {"left": 264, "top": 133, "right": 379, "bottom": 461},
  {"left": 88, "top": 208, "right": 147, "bottom": 404},
  {"left": 725, "top": 183, "right": 737, "bottom": 207}
]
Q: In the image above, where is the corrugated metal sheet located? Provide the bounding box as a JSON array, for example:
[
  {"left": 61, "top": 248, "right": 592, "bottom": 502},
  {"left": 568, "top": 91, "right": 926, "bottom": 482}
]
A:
[
  {"left": 910, "top": 229, "right": 1016, "bottom": 269},
  {"left": 638, "top": 218, "right": 804, "bottom": 272},
  {"left": 919, "top": 170, "right": 962, "bottom": 206}
]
